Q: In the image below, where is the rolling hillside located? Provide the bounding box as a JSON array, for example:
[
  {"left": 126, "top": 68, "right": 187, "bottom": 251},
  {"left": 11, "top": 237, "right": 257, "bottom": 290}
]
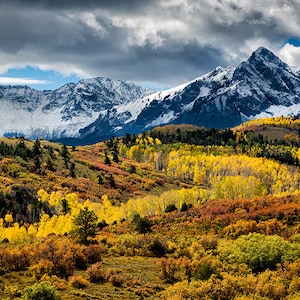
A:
[{"left": 1, "top": 118, "right": 300, "bottom": 299}]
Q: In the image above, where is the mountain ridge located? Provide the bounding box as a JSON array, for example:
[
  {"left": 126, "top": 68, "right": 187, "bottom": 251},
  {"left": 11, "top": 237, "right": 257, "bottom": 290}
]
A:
[
  {"left": 1, "top": 47, "right": 300, "bottom": 144},
  {"left": 87, "top": 46, "right": 300, "bottom": 140},
  {"left": 0, "top": 77, "right": 155, "bottom": 142}
]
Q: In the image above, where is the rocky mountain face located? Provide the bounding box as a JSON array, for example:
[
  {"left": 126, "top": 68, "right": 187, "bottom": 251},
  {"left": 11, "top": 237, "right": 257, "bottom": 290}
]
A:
[
  {"left": 0, "top": 77, "right": 154, "bottom": 142},
  {"left": 1, "top": 47, "right": 300, "bottom": 144},
  {"left": 80, "top": 47, "right": 300, "bottom": 143}
]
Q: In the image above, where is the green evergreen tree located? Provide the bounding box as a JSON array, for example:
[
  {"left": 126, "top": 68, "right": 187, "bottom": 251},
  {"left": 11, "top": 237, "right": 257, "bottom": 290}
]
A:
[
  {"left": 107, "top": 174, "right": 116, "bottom": 188},
  {"left": 46, "top": 158, "right": 55, "bottom": 171},
  {"left": 133, "top": 214, "right": 152, "bottom": 234},
  {"left": 129, "top": 165, "right": 136, "bottom": 174},
  {"left": 69, "top": 162, "right": 76, "bottom": 178},
  {"left": 112, "top": 151, "right": 119, "bottom": 163},
  {"left": 104, "top": 153, "right": 111, "bottom": 165},
  {"left": 32, "top": 139, "right": 41, "bottom": 157},
  {"left": 61, "top": 144, "right": 69, "bottom": 158},
  {"left": 72, "top": 207, "right": 98, "bottom": 245},
  {"left": 97, "top": 174, "right": 104, "bottom": 185},
  {"left": 34, "top": 156, "right": 41, "bottom": 170},
  {"left": 61, "top": 144, "right": 70, "bottom": 167},
  {"left": 61, "top": 199, "right": 71, "bottom": 215},
  {"left": 14, "top": 139, "right": 32, "bottom": 160}
]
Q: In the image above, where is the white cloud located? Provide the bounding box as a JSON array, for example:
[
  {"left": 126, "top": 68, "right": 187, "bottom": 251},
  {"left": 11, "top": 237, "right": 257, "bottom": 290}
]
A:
[
  {"left": 278, "top": 43, "right": 300, "bottom": 71},
  {"left": 0, "top": 77, "right": 51, "bottom": 85},
  {"left": 0, "top": 0, "right": 300, "bottom": 88},
  {"left": 67, "top": 11, "right": 107, "bottom": 38}
]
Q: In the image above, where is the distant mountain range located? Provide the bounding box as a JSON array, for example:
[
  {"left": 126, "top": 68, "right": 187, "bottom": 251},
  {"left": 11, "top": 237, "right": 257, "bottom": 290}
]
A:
[
  {"left": 0, "top": 78, "right": 155, "bottom": 143},
  {"left": 1, "top": 47, "right": 300, "bottom": 145}
]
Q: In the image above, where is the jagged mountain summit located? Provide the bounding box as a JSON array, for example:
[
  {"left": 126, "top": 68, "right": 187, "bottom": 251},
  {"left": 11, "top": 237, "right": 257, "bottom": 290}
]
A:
[
  {"left": 1, "top": 47, "right": 300, "bottom": 144},
  {"left": 0, "top": 77, "right": 155, "bottom": 142},
  {"left": 80, "top": 47, "right": 300, "bottom": 143}
]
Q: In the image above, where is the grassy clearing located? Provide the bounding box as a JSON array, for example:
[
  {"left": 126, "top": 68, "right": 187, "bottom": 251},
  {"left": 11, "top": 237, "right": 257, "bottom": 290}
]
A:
[
  {"left": 256, "top": 126, "right": 297, "bottom": 141},
  {"left": 0, "top": 256, "right": 166, "bottom": 299}
]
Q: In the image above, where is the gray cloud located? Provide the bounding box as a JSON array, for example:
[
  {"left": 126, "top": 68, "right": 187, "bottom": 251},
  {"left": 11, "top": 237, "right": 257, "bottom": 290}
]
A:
[{"left": 0, "top": 0, "right": 300, "bottom": 88}]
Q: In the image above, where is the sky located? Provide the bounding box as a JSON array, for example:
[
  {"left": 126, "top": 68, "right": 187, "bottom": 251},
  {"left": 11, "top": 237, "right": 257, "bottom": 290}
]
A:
[{"left": 0, "top": 0, "right": 300, "bottom": 90}]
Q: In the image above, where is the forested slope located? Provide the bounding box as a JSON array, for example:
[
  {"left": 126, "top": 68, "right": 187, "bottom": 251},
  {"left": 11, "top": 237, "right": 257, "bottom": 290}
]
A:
[{"left": 1, "top": 117, "right": 300, "bottom": 299}]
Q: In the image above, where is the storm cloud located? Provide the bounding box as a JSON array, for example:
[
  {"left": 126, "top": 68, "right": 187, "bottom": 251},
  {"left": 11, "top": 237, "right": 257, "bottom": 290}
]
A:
[{"left": 0, "top": 0, "right": 299, "bottom": 88}]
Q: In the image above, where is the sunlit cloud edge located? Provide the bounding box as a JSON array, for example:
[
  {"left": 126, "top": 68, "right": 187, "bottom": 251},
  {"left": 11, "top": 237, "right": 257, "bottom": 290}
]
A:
[{"left": 0, "top": 77, "right": 51, "bottom": 85}]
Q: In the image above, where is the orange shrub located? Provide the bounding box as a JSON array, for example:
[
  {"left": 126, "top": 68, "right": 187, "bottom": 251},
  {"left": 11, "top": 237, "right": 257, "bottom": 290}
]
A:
[
  {"left": 200, "top": 235, "right": 218, "bottom": 251},
  {"left": 33, "top": 236, "right": 87, "bottom": 278},
  {"left": 0, "top": 246, "right": 31, "bottom": 271},
  {"left": 84, "top": 244, "right": 104, "bottom": 264},
  {"left": 255, "top": 270, "right": 288, "bottom": 300},
  {"left": 69, "top": 275, "right": 89, "bottom": 288},
  {"left": 157, "top": 257, "right": 177, "bottom": 283},
  {"left": 105, "top": 268, "right": 125, "bottom": 287},
  {"left": 29, "top": 259, "right": 54, "bottom": 280},
  {"left": 224, "top": 220, "right": 258, "bottom": 239},
  {"left": 257, "top": 218, "right": 286, "bottom": 235},
  {"left": 86, "top": 262, "right": 105, "bottom": 283}
]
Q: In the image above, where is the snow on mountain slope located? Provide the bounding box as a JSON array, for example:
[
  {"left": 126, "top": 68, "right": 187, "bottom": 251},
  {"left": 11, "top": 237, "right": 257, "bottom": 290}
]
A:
[
  {"left": 2, "top": 47, "right": 300, "bottom": 144},
  {"left": 78, "top": 66, "right": 236, "bottom": 142},
  {"left": 79, "top": 47, "right": 300, "bottom": 143},
  {"left": 0, "top": 78, "right": 154, "bottom": 141},
  {"left": 117, "top": 66, "right": 234, "bottom": 127},
  {"left": 252, "top": 103, "right": 300, "bottom": 119}
]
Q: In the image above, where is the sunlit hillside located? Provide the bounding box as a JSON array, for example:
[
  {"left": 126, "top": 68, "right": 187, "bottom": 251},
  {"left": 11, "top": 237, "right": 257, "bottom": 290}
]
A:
[
  {"left": 234, "top": 116, "right": 300, "bottom": 142},
  {"left": 2, "top": 118, "right": 300, "bottom": 299}
]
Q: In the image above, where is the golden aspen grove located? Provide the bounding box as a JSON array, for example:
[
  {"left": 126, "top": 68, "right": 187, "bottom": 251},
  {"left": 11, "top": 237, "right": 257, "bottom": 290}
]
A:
[{"left": 2, "top": 118, "right": 300, "bottom": 299}]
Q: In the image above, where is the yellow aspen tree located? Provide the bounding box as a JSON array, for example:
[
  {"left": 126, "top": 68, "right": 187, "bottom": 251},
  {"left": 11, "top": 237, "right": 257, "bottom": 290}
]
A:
[
  {"left": 65, "top": 193, "right": 79, "bottom": 211},
  {"left": 37, "top": 189, "right": 49, "bottom": 203},
  {"left": 119, "top": 144, "right": 128, "bottom": 156},
  {"left": 36, "top": 213, "right": 50, "bottom": 237},
  {"left": 143, "top": 138, "right": 149, "bottom": 146},
  {"left": 4, "top": 213, "right": 13, "bottom": 227},
  {"left": 127, "top": 145, "right": 137, "bottom": 160},
  {"left": 53, "top": 214, "right": 73, "bottom": 235},
  {"left": 155, "top": 138, "right": 162, "bottom": 145},
  {"left": 193, "top": 163, "right": 204, "bottom": 185},
  {"left": 27, "top": 224, "right": 37, "bottom": 236},
  {"left": 147, "top": 136, "right": 154, "bottom": 145},
  {"left": 49, "top": 191, "right": 62, "bottom": 207},
  {"left": 99, "top": 194, "right": 115, "bottom": 224},
  {"left": 124, "top": 198, "right": 136, "bottom": 220},
  {"left": 43, "top": 215, "right": 58, "bottom": 236},
  {"left": 154, "top": 195, "right": 163, "bottom": 215},
  {"left": 119, "top": 202, "right": 127, "bottom": 221}
]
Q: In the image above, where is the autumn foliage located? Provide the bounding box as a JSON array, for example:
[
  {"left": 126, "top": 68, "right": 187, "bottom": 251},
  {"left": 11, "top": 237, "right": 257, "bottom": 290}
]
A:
[{"left": 1, "top": 119, "right": 300, "bottom": 298}]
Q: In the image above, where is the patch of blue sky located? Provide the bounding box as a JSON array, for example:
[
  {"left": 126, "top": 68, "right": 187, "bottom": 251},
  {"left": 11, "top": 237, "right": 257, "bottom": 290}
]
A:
[
  {"left": 284, "top": 38, "right": 300, "bottom": 47},
  {"left": 0, "top": 66, "right": 82, "bottom": 90}
]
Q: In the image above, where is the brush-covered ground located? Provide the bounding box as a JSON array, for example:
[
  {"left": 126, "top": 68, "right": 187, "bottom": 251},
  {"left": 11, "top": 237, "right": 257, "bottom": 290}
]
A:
[{"left": 2, "top": 117, "right": 300, "bottom": 299}]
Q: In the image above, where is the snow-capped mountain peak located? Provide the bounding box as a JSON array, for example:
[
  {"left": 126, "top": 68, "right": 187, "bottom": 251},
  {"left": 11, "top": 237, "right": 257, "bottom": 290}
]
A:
[
  {"left": 1, "top": 47, "right": 300, "bottom": 144},
  {"left": 0, "top": 77, "right": 154, "bottom": 142},
  {"left": 80, "top": 47, "right": 300, "bottom": 142}
]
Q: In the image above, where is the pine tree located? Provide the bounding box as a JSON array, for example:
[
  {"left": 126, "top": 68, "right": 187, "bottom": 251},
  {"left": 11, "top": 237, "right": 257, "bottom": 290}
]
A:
[
  {"left": 72, "top": 207, "right": 98, "bottom": 245},
  {"left": 61, "top": 199, "right": 71, "bottom": 215},
  {"left": 69, "top": 162, "right": 76, "bottom": 178},
  {"left": 133, "top": 215, "right": 152, "bottom": 234},
  {"left": 34, "top": 156, "right": 41, "bottom": 170},
  {"left": 61, "top": 144, "right": 70, "bottom": 167},
  {"left": 32, "top": 139, "right": 41, "bottom": 157},
  {"left": 107, "top": 174, "right": 116, "bottom": 188},
  {"left": 97, "top": 174, "right": 104, "bottom": 185},
  {"left": 112, "top": 152, "right": 119, "bottom": 163},
  {"left": 46, "top": 158, "right": 55, "bottom": 171},
  {"left": 104, "top": 153, "right": 111, "bottom": 165}
]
